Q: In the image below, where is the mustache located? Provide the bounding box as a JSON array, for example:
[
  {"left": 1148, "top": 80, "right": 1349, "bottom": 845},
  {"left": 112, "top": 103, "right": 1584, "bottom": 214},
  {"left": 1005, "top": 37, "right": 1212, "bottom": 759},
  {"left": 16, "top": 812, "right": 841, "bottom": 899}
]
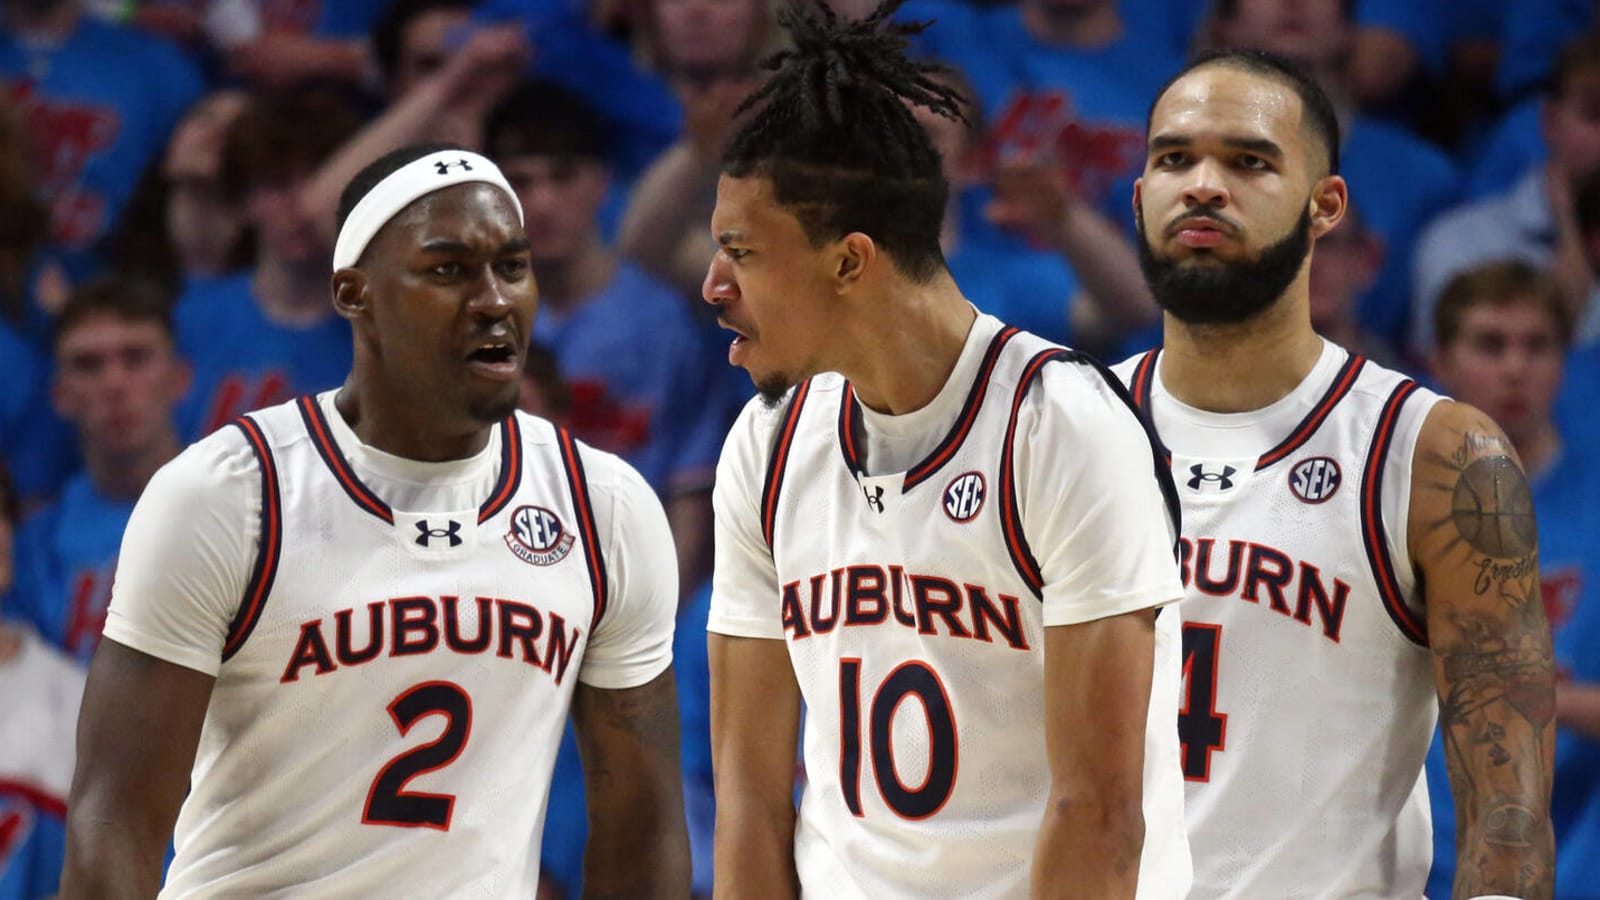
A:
[{"left": 1164, "top": 208, "right": 1242, "bottom": 237}]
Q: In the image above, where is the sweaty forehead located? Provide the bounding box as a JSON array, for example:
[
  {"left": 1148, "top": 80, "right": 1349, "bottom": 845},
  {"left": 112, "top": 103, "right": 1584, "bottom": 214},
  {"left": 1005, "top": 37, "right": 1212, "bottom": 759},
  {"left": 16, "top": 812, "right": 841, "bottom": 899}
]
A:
[
  {"left": 376, "top": 182, "right": 522, "bottom": 252},
  {"left": 1151, "top": 66, "right": 1312, "bottom": 158}
]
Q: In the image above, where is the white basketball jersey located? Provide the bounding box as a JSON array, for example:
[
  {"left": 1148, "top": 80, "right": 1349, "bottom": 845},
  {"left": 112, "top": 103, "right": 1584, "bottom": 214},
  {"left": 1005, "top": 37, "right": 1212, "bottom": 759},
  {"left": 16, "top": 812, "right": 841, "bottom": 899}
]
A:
[
  {"left": 161, "top": 397, "right": 611, "bottom": 898},
  {"left": 758, "top": 328, "right": 1189, "bottom": 899},
  {"left": 1115, "top": 344, "right": 1444, "bottom": 899}
]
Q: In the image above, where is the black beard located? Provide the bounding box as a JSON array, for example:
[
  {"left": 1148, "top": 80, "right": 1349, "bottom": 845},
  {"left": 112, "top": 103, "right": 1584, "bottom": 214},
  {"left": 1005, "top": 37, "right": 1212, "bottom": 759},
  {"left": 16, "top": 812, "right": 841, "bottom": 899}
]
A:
[
  {"left": 1136, "top": 207, "right": 1312, "bottom": 326},
  {"left": 756, "top": 375, "right": 793, "bottom": 410},
  {"left": 468, "top": 385, "right": 521, "bottom": 424}
]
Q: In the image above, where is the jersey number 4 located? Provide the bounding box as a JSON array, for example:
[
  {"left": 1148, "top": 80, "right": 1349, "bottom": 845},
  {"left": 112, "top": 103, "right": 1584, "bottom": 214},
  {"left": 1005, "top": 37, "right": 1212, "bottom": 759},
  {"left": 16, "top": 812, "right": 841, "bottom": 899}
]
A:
[
  {"left": 363, "top": 681, "right": 473, "bottom": 830},
  {"left": 1179, "top": 623, "right": 1228, "bottom": 782},
  {"left": 839, "top": 659, "right": 958, "bottom": 820}
]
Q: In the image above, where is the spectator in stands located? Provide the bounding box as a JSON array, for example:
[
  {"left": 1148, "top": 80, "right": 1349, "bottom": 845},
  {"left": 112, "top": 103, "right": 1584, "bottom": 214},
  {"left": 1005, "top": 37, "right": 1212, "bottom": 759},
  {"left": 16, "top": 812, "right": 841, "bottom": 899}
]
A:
[
  {"left": 617, "top": 0, "right": 774, "bottom": 298},
  {"left": 0, "top": 460, "right": 84, "bottom": 900},
  {"left": 1207, "top": 0, "right": 1460, "bottom": 348},
  {"left": 368, "top": 0, "right": 506, "bottom": 147},
  {"left": 10, "top": 278, "right": 188, "bottom": 665},
  {"left": 172, "top": 88, "right": 361, "bottom": 440},
  {"left": 0, "top": 0, "right": 203, "bottom": 283},
  {"left": 1421, "top": 261, "right": 1600, "bottom": 900},
  {"left": 132, "top": 0, "right": 398, "bottom": 90},
  {"left": 370, "top": 0, "right": 472, "bottom": 97},
  {"left": 908, "top": 0, "right": 1184, "bottom": 221},
  {"left": 297, "top": 20, "right": 529, "bottom": 247},
  {"left": 0, "top": 93, "right": 73, "bottom": 509},
  {"left": 111, "top": 87, "right": 253, "bottom": 300},
  {"left": 1414, "top": 32, "right": 1600, "bottom": 352},
  {"left": 1306, "top": 203, "right": 1401, "bottom": 368}
]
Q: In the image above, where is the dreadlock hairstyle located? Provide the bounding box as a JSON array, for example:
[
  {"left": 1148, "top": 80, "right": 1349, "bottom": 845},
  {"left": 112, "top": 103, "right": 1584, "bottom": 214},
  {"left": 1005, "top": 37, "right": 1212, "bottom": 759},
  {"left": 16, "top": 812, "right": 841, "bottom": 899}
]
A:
[{"left": 723, "top": 0, "right": 969, "bottom": 283}]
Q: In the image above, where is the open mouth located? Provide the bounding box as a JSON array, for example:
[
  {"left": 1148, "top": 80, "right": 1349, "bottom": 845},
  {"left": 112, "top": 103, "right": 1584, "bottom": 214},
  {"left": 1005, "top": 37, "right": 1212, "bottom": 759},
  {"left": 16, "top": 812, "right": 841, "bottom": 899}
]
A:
[
  {"left": 465, "top": 340, "right": 520, "bottom": 380},
  {"left": 468, "top": 343, "right": 516, "bottom": 364}
]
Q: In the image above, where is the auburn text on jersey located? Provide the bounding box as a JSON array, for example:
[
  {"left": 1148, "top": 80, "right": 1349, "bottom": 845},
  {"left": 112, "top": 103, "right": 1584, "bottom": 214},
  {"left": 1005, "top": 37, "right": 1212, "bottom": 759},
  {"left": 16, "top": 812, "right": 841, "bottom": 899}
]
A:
[{"left": 280, "top": 595, "right": 584, "bottom": 684}]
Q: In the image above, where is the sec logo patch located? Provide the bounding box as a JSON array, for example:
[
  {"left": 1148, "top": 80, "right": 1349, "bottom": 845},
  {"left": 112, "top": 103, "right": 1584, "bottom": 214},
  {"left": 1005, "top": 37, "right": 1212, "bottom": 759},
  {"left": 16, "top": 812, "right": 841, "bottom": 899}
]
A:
[
  {"left": 1288, "top": 457, "right": 1341, "bottom": 504},
  {"left": 943, "top": 471, "right": 986, "bottom": 522},
  {"left": 505, "top": 505, "right": 575, "bottom": 566}
]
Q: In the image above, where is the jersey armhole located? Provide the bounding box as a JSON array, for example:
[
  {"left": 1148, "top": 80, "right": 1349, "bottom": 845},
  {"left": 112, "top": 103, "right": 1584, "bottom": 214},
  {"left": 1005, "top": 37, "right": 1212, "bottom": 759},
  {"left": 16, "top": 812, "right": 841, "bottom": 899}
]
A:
[
  {"left": 758, "top": 379, "right": 813, "bottom": 554},
  {"left": 556, "top": 428, "right": 609, "bottom": 633},
  {"left": 221, "top": 415, "right": 284, "bottom": 663},
  {"left": 1359, "top": 381, "right": 1432, "bottom": 647}
]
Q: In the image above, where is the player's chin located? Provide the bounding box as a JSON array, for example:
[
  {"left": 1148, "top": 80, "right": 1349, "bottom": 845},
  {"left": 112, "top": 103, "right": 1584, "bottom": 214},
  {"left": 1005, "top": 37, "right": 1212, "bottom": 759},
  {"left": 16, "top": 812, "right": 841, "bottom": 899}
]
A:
[{"left": 466, "top": 381, "right": 522, "bottom": 424}]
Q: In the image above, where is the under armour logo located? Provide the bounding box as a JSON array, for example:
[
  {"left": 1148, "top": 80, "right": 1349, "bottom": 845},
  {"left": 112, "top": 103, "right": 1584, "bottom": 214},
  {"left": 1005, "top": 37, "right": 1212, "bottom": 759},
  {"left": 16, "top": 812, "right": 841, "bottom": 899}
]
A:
[
  {"left": 434, "top": 159, "right": 473, "bottom": 175},
  {"left": 1187, "top": 464, "right": 1237, "bottom": 492},
  {"left": 416, "top": 519, "right": 463, "bottom": 547},
  {"left": 862, "top": 484, "right": 886, "bottom": 513}
]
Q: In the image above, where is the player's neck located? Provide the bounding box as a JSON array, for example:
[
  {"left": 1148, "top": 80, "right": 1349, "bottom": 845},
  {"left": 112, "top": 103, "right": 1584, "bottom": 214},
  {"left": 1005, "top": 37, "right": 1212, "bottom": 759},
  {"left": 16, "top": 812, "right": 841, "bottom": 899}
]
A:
[
  {"left": 1158, "top": 294, "right": 1325, "bottom": 413},
  {"left": 4, "top": 0, "right": 80, "bottom": 40},
  {"left": 333, "top": 383, "right": 493, "bottom": 463},
  {"left": 531, "top": 244, "right": 614, "bottom": 315},
  {"left": 1509, "top": 419, "right": 1562, "bottom": 480},
  {"left": 835, "top": 270, "right": 977, "bottom": 416},
  {"left": 252, "top": 255, "right": 333, "bottom": 327},
  {"left": 86, "top": 429, "right": 180, "bottom": 501},
  {"left": 1021, "top": 0, "right": 1121, "bottom": 47}
]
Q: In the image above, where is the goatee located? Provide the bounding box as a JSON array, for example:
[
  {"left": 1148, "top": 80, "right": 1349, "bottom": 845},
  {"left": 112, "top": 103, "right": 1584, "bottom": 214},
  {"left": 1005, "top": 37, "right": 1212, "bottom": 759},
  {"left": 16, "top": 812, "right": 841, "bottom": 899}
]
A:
[{"left": 1136, "top": 207, "right": 1312, "bottom": 326}]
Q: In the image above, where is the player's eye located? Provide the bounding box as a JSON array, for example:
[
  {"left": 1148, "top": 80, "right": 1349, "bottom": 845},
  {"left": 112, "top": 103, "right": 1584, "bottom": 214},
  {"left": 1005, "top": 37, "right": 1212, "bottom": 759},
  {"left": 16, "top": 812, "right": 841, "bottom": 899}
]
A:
[{"left": 1154, "top": 151, "right": 1188, "bottom": 168}]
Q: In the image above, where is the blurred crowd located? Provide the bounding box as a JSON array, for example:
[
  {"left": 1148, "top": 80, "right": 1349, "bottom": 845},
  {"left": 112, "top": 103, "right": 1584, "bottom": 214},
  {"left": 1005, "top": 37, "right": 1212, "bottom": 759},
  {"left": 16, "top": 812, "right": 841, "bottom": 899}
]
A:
[{"left": 0, "top": 0, "right": 1597, "bottom": 897}]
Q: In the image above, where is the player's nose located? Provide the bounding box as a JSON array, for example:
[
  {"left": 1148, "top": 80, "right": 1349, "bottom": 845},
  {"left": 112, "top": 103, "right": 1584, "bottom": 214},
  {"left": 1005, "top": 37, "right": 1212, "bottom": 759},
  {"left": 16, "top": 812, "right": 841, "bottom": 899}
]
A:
[
  {"left": 702, "top": 254, "right": 738, "bottom": 306},
  {"left": 1181, "top": 159, "right": 1230, "bottom": 209}
]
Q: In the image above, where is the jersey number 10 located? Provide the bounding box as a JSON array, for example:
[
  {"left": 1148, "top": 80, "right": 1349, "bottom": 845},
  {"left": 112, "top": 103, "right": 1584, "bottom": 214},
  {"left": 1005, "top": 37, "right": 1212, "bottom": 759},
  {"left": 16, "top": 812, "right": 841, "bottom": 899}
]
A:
[{"left": 838, "top": 658, "right": 959, "bottom": 820}]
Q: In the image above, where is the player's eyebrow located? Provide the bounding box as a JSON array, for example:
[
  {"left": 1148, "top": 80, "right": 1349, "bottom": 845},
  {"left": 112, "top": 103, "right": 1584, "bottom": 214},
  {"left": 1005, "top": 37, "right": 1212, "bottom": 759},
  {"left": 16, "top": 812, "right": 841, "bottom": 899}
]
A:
[
  {"left": 498, "top": 236, "right": 532, "bottom": 255},
  {"left": 1148, "top": 133, "right": 1284, "bottom": 161},
  {"left": 419, "top": 239, "right": 472, "bottom": 255},
  {"left": 716, "top": 230, "right": 745, "bottom": 246}
]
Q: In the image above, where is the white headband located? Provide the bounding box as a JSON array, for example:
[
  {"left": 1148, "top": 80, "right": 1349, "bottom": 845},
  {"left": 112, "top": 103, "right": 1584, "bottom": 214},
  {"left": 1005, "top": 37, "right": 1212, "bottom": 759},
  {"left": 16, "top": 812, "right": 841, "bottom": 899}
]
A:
[{"left": 332, "top": 150, "right": 524, "bottom": 272}]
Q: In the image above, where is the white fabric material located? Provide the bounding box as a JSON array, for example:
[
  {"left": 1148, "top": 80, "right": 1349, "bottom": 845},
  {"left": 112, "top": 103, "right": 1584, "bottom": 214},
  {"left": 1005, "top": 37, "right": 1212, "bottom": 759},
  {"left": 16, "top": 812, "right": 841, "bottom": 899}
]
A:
[
  {"left": 1113, "top": 345, "right": 1446, "bottom": 900},
  {"left": 709, "top": 315, "right": 1190, "bottom": 899},
  {"left": 0, "top": 628, "right": 85, "bottom": 802},
  {"left": 332, "top": 150, "right": 523, "bottom": 271},
  {"left": 103, "top": 395, "right": 676, "bottom": 896}
]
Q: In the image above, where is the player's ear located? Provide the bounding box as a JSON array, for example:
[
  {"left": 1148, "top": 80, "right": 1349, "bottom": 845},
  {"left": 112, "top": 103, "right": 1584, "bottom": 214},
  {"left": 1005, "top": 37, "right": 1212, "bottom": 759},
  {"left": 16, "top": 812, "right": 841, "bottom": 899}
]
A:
[
  {"left": 332, "top": 269, "right": 370, "bottom": 320},
  {"left": 1308, "top": 174, "right": 1348, "bottom": 240},
  {"left": 835, "top": 232, "right": 876, "bottom": 293}
]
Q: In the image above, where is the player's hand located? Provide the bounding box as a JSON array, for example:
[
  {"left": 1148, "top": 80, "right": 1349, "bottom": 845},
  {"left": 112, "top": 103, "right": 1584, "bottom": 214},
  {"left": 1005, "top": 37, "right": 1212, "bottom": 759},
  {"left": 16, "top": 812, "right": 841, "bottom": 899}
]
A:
[{"left": 984, "top": 159, "right": 1079, "bottom": 250}]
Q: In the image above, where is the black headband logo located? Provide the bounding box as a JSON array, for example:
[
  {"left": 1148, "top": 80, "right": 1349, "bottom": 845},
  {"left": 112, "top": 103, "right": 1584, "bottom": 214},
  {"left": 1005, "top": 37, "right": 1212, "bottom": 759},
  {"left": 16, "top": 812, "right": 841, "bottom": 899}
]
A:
[{"left": 435, "top": 159, "right": 473, "bottom": 175}]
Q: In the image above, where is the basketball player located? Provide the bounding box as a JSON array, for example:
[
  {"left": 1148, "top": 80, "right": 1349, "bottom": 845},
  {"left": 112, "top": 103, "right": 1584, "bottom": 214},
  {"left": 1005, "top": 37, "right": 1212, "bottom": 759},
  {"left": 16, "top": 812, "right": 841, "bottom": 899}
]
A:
[
  {"left": 704, "top": 3, "right": 1190, "bottom": 897},
  {"left": 1115, "top": 49, "right": 1556, "bottom": 897},
  {"left": 58, "top": 144, "right": 691, "bottom": 897}
]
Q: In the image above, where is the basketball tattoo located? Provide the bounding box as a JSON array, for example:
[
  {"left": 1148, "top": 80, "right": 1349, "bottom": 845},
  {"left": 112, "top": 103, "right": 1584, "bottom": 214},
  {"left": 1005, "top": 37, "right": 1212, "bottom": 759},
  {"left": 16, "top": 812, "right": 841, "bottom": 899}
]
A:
[{"left": 1450, "top": 455, "right": 1537, "bottom": 559}]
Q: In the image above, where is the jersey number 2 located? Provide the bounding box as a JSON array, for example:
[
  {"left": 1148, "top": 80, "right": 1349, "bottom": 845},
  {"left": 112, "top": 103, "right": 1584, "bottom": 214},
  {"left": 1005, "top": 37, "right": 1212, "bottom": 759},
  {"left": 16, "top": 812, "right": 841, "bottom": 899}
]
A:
[
  {"left": 1179, "top": 623, "right": 1227, "bottom": 782},
  {"left": 839, "top": 659, "right": 958, "bottom": 820},
  {"left": 363, "top": 681, "right": 473, "bottom": 830}
]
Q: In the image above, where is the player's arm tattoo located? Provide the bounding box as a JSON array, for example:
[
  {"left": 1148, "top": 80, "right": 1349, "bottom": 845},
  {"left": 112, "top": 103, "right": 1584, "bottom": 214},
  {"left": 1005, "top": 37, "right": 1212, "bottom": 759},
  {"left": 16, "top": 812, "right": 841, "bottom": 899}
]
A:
[
  {"left": 571, "top": 667, "right": 691, "bottom": 900},
  {"left": 1412, "top": 410, "right": 1556, "bottom": 899}
]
